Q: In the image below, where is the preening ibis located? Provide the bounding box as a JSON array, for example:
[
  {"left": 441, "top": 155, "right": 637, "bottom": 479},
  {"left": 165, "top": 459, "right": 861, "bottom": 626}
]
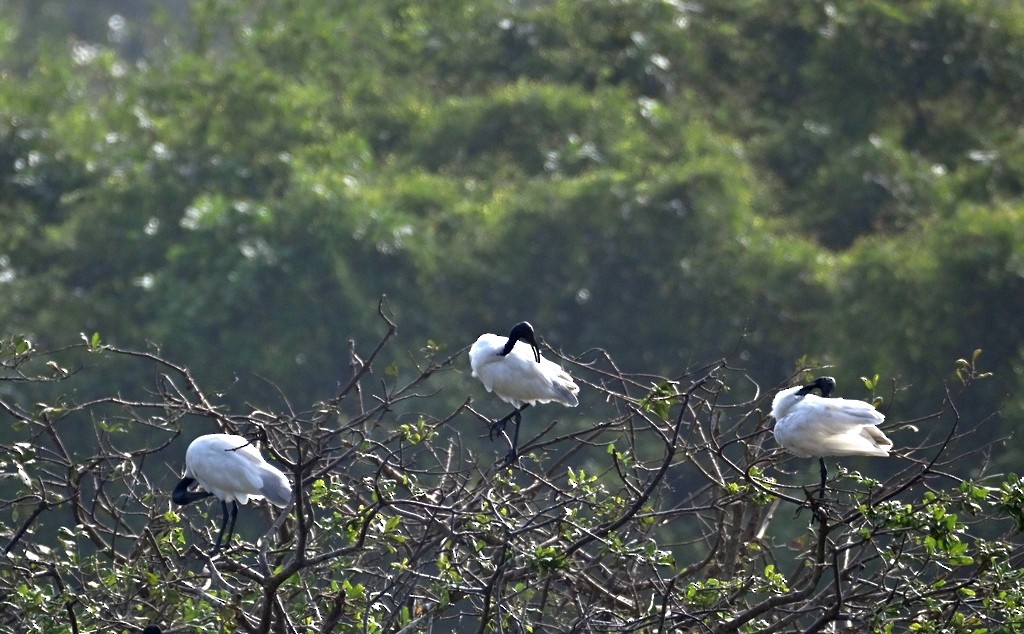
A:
[
  {"left": 772, "top": 376, "right": 892, "bottom": 499},
  {"left": 172, "top": 433, "right": 291, "bottom": 554},
  {"left": 470, "top": 321, "right": 579, "bottom": 464}
]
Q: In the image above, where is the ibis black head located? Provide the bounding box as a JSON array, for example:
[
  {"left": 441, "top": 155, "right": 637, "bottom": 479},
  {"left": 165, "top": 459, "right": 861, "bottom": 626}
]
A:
[
  {"left": 142, "top": 626, "right": 162, "bottom": 634},
  {"left": 796, "top": 376, "right": 836, "bottom": 397},
  {"left": 502, "top": 321, "right": 541, "bottom": 363}
]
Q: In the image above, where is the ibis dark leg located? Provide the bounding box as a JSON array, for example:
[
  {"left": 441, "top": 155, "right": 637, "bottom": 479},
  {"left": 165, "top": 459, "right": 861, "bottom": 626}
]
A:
[
  {"left": 807, "top": 458, "right": 832, "bottom": 525},
  {"left": 489, "top": 404, "right": 530, "bottom": 441},
  {"left": 488, "top": 405, "right": 530, "bottom": 465},
  {"left": 212, "top": 500, "right": 239, "bottom": 554},
  {"left": 212, "top": 500, "right": 230, "bottom": 553},
  {"left": 504, "top": 408, "right": 525, "bottom": 465},
  {"left": 225, "top": 501, "right": 239, "bottom": 547}
]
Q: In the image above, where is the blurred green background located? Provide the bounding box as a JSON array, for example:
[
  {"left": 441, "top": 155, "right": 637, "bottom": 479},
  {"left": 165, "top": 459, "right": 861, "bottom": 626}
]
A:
[{"left": 1, "top": 0, "right": 1021, "bottom": 460}]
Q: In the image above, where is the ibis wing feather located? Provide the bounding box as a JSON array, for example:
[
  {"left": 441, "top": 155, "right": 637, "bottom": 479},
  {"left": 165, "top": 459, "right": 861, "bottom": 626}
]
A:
[
  {"left": 259, "top": 468, "right": 293, "bottom": 507},
  {"left": 469, "top": 334, "right": 504, "bottom": 380},
  {"left": 549, "top": 369, "right": 580, "bottom": 407},
  {"left": 229, "top": 442, "right": 291, "bottom": 505}
]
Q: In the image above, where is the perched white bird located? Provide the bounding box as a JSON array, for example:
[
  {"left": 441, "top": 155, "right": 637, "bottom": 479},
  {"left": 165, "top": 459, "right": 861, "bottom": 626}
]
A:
[
  {"left": 772, "top": 376, "right": 892, "bottom": 498},
  {"left": 470, "top": 321, "right": 579, "bottom": 463},
  {"left": 172, "top": 433, "right": 292, "bottom": 554}
]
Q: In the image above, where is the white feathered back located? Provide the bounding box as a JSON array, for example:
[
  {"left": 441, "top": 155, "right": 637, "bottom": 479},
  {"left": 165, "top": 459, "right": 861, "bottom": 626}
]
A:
[
  {"left": 470, "top": 333, "right": 579, "bottom": 409},
  {"left": 184, "top": 434, "right": 292, "bottom": 507},
  {"left": 772, "top": 386, "right": 891, "bottom": 458}
]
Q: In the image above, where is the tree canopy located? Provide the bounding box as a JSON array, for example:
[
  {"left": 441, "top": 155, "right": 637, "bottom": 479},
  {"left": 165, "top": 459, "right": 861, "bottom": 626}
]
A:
[{"left": 1, "top": 0, "right": 1023, "bottom": 631}]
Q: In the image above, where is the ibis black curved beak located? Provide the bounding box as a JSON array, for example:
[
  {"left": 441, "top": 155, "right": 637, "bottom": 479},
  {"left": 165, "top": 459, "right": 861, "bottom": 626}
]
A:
[
  {"left": 530, "top": 342, "right": 541, "bottom": 363},
  {"left": 796, "top": 376, "right": 836, "bottom": 397}
]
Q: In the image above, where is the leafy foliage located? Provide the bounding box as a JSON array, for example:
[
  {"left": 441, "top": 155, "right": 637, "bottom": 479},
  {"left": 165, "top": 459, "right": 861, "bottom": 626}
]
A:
[
  {"left": 0, "top": 317, "right": 1021, "bottom": 632},
  {"left": 2, "top": 0, "right": 1024, "bottom": 630}
]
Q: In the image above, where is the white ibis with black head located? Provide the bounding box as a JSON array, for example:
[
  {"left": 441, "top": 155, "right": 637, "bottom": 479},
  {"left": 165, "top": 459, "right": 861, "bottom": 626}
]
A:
[
  {"left": 771, "top": 376, "right": 892, "bottom": 498},
  {"left": 172, "top": 433, "right": 292, "bottom": 554},
  {"left": 470, "top": 321, "right": 579, "bottom": 464}
]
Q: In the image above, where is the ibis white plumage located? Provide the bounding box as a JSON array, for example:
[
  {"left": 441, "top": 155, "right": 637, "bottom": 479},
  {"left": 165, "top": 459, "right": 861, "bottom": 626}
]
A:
[
  {"left": 470, "top": 321, "right": 579, "bottom": 463},
  {"left": 772, "top": 376, "right": 892, "bottom": 498},
  {"left": 172, "top": 433, "right": 292, "bottom": 554}
]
